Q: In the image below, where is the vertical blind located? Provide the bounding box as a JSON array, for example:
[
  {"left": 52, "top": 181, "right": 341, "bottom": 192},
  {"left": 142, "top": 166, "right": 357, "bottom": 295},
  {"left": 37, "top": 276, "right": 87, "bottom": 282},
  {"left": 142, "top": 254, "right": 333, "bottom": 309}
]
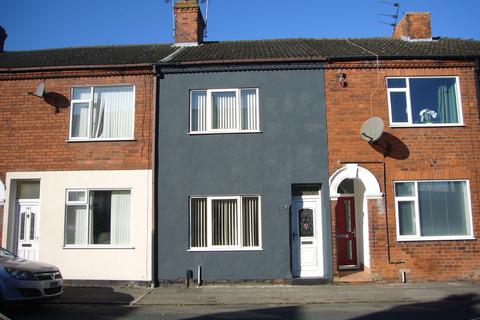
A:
[
  {"left": 242, "top": 197, "right": 259, "bottom": 247},
  {"left": 212, "top": 92, "right": 237, "bottom": 130},
  {"left": 191, "top": 91, "right": 207, "bottom": 132},
  {"left": 212, "top": 199, "right": 238, "bottom": 246},
  {"left": 190, "top": 89, "right": 258, "bottom": 132},
  {"left": 190, "top": 198, "right": 207, "bottom": 247},
  {"left": 241, "top": 89, "right": 258, "bottom": 131},
  {"left": 190, "top": 196, "right": 260, "bottom": 248}
]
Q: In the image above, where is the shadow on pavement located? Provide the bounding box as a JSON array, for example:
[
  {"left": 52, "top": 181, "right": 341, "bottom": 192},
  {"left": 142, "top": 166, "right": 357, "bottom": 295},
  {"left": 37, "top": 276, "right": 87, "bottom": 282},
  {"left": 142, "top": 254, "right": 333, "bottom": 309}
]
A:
[
  {"left": 183, "top": 294, "right": 480, "bottom": 320},
  {"left": 58, "top": 286, "right": 135, "bottom": 304}
]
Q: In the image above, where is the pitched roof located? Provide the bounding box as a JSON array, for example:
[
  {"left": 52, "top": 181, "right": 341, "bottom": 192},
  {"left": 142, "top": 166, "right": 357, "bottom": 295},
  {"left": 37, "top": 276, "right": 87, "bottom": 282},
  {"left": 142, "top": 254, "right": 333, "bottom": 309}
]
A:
[
  {"left": 1, "top": 37, "right": 479, "bottom": 70},
  {"left": 0, "top": 44, "right": 176, "bottom": 69},
  {"left": 169, "top": 38, "right": 480, "bottom": 63}
]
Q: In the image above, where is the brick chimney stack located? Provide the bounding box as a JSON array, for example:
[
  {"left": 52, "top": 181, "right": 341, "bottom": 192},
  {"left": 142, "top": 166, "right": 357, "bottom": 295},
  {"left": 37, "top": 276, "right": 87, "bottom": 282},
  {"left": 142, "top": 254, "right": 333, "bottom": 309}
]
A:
[
  {"left": 174, "top": 0, "right": 205, "bottom": 46},
  {"left": 0, "top": 26, "right": 7, "bottom": 52},
  {"left": 393, "top": 12, "right": 432, "bottom": 40}
]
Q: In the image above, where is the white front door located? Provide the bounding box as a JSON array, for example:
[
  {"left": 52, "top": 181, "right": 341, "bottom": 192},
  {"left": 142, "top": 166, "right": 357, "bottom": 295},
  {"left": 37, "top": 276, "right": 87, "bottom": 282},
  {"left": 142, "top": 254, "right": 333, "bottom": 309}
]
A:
[
  {"left": 16, "top": 201, "right": 39, "bottom": 260},
  {"left": 292, "top": 196, "right": 323, "bottom": 278}
]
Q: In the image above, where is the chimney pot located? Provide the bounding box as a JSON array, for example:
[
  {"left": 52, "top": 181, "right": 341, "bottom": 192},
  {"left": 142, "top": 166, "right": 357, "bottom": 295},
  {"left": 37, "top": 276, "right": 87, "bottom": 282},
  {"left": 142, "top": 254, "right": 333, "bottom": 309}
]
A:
[
  {"left": 393, "top": 12, "right": 432, "bottom": 41},
  {"left": 0, "top": 26, "right": 7, "bottom": 52},
  {"left": 174, "top": 0, "right": 205, "bottom": 46}
]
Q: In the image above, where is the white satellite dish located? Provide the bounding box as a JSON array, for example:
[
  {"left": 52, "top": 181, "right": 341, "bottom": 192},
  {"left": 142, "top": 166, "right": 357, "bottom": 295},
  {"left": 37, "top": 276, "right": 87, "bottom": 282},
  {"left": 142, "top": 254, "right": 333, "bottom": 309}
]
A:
[
  {"left": 29, "top": 82, "right": 45, "bottom": 98},
  {"left": 360, "top": 117, "right": 384, "bottom": 143}
]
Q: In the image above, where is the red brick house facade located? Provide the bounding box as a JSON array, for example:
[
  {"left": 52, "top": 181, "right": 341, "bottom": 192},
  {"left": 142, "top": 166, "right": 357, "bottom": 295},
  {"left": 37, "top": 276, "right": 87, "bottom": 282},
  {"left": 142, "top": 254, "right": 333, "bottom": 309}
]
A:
[{"left": 326, "top": 60, "right": 480, "bottom": 281}]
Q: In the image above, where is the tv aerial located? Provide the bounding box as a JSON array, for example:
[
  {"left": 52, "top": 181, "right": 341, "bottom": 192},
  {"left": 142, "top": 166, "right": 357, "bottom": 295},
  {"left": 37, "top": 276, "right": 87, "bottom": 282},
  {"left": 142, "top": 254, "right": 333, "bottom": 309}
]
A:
[{"left": 378, "top": 1, "right": 400, "bottom": 34}]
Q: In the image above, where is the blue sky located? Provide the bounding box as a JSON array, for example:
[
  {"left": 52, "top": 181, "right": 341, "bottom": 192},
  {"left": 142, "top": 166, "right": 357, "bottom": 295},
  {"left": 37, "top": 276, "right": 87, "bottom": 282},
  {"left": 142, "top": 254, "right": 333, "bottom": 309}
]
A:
[{"left": 2, "top": 0, "right": 479, "bottom": 51}]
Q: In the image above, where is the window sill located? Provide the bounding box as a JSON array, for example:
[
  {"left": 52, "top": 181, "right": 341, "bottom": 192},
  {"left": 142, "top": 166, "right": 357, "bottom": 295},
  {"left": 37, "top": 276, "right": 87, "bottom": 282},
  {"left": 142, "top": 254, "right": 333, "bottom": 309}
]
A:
[
  {"left": 63, "top": 245, "right": 135, "bottom": 249},
  {"left": 397, "top": 236, "right": 475, "bottom": 242},
  {"left": 66, "top": 138, "right": 137, "bottom": 143},
  {"left": 188, "top": 247, "right": 263, "bottom": 252},
  {"left": 188, "top": 130, "right": 262, "bottom": 136},
  {"left": 389, "top": 124, "right": 465, "bottom": 128}
]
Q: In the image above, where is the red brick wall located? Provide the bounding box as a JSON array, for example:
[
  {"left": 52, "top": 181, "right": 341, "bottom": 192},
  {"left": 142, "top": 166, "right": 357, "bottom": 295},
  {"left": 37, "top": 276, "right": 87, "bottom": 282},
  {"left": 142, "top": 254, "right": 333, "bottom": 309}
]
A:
[
  {"left": 0, "top": 68, "right": 155, "bottom": 186},
  {"left": 326, "top": 60, "right": 480, "bottom": 281}
]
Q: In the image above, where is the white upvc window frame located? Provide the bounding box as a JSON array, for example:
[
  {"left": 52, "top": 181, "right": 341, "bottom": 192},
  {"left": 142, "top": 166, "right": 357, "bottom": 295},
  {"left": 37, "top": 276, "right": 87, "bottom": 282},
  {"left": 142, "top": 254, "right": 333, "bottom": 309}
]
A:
[
  {"left": 189, "top": 88, "right": 260, "bottom": 134},
  {"left": 68, "top": 85, "right": 136, "bottom": 141},
  {"left": 386, "top": 76, "right": 464, "bottom": 127},
  {"left": 394, "top": 180, "right": 474, "bottom": 242},
  {"left": 64, "top": 188, "right": 133, "bottom": 249},
  {"left": 188, "top": 195, "right": 263, "bottom": 251}
]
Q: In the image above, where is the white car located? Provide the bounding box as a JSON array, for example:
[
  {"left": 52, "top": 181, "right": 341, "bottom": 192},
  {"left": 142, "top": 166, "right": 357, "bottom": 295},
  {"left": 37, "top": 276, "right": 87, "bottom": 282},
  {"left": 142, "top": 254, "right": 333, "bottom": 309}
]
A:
[{"left": 0, "top": 247, "right": 63, "bottom": 303}]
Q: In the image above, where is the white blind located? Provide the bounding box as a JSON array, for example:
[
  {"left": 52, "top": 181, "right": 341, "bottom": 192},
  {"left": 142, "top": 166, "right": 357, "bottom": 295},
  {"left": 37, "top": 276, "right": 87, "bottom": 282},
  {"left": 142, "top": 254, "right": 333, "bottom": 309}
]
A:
[
  {"left": 242, "top": 197, "right": 259, "bottom": 246},
  {"left": 71, "top": 102, "right": 89, "bottom": 138},
  {"left": 241, "top": 89, "right": 258, "bottom": 130},
  {"left": 191, "top": 91, "right": 207, "bottom": 132},
  {"left": 212, "top": 92, "right": 237, "bottom": 130},
  {"left": 190, "top": 198, "right": 207, "bottom": 247},
  {"left": 92, "top": 86, "right": 134, "bottom": 139},
  {"left": 110, "top": 191, "right": 131, "bottom": 245},
  {"left": 212, "top": 199, "right": 238, "bottom": 246},
  {"left": 66, "top": 205, "right": 88, "bottom": 245}
]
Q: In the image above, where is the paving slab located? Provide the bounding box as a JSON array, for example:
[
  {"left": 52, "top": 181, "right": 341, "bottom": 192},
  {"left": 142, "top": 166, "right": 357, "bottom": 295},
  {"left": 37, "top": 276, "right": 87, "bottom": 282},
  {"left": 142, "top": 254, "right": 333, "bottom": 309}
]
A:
[{"left": 135, "top": 282, "right": 480, "bottom": 306}]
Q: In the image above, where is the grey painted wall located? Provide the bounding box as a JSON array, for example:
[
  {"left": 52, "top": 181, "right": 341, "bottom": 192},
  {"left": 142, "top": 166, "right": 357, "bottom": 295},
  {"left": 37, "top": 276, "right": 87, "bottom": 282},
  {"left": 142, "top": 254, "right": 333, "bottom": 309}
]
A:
[{"left": 157, "top": 68, "right": 331, "bottom": 281}]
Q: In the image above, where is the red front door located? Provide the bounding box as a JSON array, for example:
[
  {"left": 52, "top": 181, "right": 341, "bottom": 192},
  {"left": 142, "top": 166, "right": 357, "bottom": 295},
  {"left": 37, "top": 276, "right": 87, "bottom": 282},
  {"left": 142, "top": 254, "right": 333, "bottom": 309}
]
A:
[{"left": 336, "top": 197, "right": 357, "bottom": 268}]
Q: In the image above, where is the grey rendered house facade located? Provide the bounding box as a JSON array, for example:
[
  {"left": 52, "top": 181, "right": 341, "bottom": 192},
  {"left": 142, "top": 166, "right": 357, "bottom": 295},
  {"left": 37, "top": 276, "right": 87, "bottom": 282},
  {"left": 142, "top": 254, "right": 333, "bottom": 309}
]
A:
[{"left": 157, "top": 64, "right": 331, "bottom": 281}]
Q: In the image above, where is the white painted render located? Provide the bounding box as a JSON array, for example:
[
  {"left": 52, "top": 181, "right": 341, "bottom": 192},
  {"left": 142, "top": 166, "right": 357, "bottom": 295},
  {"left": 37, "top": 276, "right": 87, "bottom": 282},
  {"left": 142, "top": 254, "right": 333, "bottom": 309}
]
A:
[{"left": 3, "top": 170, "right": 152, "bottom": 281}]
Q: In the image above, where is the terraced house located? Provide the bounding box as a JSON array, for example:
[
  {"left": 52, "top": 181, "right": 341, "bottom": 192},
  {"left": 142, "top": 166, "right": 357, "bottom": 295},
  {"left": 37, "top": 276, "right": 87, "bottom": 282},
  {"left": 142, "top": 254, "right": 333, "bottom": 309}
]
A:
[
  {"left": 1, "top": 0, "right": 479, "bottom": 285},
  {"left": 0, "top": 26, "right": 175, "bottom": 283}
]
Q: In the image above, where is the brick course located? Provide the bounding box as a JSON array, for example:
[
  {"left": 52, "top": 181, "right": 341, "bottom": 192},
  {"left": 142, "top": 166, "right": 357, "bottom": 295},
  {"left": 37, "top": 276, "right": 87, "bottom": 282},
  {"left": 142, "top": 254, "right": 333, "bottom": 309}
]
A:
[{"left": 326, "top": 60, "right": 480, "bottom": 281}]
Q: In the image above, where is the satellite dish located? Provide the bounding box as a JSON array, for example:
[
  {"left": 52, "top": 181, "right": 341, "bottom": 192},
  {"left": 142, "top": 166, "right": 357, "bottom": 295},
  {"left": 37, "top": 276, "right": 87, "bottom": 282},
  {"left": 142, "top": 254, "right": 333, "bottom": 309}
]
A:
[
  {"left": 28, "top": 82, "right": 44, "bottom": 98},
  {"left": 360, "top": 117, "right": 384, "bottom": 143},
  {"left": 33, "top": 82, "right": 45, "bottom": 97}
]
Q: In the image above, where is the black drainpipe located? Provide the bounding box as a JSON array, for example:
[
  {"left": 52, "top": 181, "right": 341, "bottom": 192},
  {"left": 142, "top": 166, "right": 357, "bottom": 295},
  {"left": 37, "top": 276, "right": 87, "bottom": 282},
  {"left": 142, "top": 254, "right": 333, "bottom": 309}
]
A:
[{"left": 151, "top": 64, "right": 160, "bottom": 287}]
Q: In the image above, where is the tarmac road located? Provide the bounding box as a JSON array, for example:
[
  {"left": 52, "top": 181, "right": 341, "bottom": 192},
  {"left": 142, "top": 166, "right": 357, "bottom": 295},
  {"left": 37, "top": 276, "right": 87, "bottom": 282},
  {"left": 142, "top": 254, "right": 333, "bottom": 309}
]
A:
[{"left": 1, "top": 300, "right": 480, "bottom": 320}]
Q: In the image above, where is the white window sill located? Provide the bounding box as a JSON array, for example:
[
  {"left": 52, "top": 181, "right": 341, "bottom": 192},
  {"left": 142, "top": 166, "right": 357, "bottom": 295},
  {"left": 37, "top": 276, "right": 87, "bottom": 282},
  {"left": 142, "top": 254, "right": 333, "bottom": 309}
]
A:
[
  {"left": 389, "top": 124, "right": 465, "bottom": 128},
  {"left": 188, "top": 130, "right": 262, "bottom": 136},
  {"left": 63, "top": 245, "right": 135, "bottom": 249},
  {"left": 397, "top": 236, "right": 475, "bottom": 242},
  {"left": 188, "top": 247, "right": 263, "bottom": 252},
  {"left": 66, "top": 138, "right": 136, "bottom": 143}
]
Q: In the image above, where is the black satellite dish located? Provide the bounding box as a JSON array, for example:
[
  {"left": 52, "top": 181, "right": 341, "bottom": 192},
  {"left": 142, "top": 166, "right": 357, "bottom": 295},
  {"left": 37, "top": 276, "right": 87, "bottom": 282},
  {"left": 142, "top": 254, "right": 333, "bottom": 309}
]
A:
[{"left": 360, "top": 117, "right": 384, "bottom": 144}]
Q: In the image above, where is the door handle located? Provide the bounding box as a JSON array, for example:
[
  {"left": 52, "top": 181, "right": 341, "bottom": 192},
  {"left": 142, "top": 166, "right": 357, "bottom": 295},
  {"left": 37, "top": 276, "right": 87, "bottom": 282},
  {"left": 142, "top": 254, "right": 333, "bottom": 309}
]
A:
[{"left": 293, "top": 232, "right": 298, "bottom": 238}]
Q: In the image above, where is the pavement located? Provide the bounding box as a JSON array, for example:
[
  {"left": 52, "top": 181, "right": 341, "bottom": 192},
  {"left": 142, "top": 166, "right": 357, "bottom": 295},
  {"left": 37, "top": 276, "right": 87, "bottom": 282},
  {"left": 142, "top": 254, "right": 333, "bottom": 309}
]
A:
[{"left": 54, "top": 282, "right": 480, "bottom": 306}]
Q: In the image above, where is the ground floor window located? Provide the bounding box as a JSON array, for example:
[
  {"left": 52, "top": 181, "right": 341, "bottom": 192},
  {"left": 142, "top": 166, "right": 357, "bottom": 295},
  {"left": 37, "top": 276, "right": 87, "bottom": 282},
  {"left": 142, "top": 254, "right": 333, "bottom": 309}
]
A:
[
  {"left": 189, "top": 196, "right": 261, "bottom": 250},
  {"left": 394, "top": 180, "right": 473, "bottom": 240},
  {"left": 65, "top": 189, "right": 131, "bottom": 246}
]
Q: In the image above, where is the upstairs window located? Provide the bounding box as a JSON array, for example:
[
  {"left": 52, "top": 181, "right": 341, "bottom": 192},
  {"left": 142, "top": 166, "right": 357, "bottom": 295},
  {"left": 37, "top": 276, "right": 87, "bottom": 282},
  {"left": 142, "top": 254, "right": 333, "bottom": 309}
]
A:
[
  {"left": 190, "top": 88, "right": 259, "bottom": 134},
  {"left": 394, "top": 180, "right": 473, "bottom": 241},
  {"left": 69, "top": 85, "right": 135, "bottom": 140},
  {"left": 387, "top": 77, "right": 462, "bottom": 126}
]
